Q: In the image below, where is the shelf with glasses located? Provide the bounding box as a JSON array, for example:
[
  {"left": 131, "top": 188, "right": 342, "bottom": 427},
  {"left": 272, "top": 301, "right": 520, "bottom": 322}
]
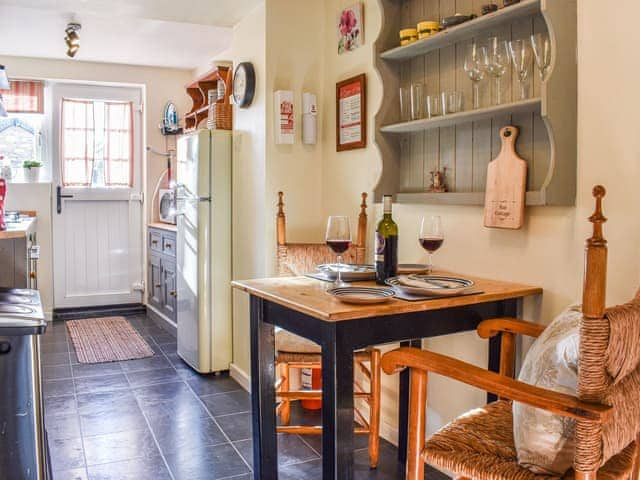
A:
[
  {"left": 380, "top": 98, "right": 541, "bottom": 134},
  {"left": 380, "top": 0, "right": 541, "bottom": 62},
  {"left": 372, "top": 0, "right": 577, "bottom": 207}
]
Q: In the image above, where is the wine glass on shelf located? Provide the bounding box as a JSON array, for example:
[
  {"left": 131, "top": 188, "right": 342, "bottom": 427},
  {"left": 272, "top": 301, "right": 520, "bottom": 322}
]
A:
[
  {"left": 486, "top": 37, "right": 510, "bottom": 105},
  {"left": 464, "top": 43, "right": 488, "bottom": 109},
  {"left": 508, "top": 39, "right": 533, "bottom": 100},
  {"left": 419, "top": 215, "right": 444, "bottom": 274},
  {"left": 326, "top": 216, "right": 352, "bottom": 288},
  {"left": 530, "top": 33, "right": 551, "bottom": 81}
]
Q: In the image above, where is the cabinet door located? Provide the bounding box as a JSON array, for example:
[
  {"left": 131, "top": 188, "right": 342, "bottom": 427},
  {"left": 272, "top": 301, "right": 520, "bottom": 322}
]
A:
[
  {"left": 148, "top": 254, "right": 162, "bottom": 309},
  {"left": 161, "top": 258, "right": 177, "bottom": 320}
]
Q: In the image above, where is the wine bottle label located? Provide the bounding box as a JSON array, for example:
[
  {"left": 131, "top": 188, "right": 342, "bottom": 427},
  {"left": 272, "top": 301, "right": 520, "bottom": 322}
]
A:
[{"left": 374, "top": 232, "right": 385, "bottom": 262}]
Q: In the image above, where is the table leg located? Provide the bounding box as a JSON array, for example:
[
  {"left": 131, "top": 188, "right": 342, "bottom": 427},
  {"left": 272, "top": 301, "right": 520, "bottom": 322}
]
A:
[
  {"left": 487, "top": 299, "right": 519, "bottom": 403},
  {"left": 398, "top": 338, "right": 422, "bottom": 464},
  {"left": 250, "top": 296, "right": 278, "bottom": 480},
  {"left": 321, "top": 325, "right": 355, "bottom": 480}
]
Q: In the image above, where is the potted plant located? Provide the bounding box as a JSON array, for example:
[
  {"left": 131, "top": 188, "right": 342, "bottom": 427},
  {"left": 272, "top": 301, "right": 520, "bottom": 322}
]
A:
[{"left": 23, "top": 160, "right": 43, "bottom": 183}]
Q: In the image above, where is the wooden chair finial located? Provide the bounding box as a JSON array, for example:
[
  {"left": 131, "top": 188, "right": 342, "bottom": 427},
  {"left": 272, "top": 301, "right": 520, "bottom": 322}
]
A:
[
  {"left": 277, "top": 191, "right": 285, "bottom": 216},
  {"left": 588, "top": 185, "right": 607, "bottom": 245},
  {"left": 277, "top": 191, "right": 286, "bottom": 246},
  {"left": 583, "top": 185, "right": 607, "bottom": 320},
  {"left": 357, "top": 192, "right": 368, "bottom": 251}
]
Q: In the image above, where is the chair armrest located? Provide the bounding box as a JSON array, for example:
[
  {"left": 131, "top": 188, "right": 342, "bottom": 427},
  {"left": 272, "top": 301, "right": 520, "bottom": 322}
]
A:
[
  {"left": 381, "top": 347, "right": 612, "bottom": 423},
  {"left": 477, "top": 317, "right": 546, "bottom": 339}
]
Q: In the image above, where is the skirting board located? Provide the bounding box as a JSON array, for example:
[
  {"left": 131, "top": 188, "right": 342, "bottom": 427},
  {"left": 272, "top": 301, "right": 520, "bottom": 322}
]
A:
[{"left": 230, "top": 363, "right": 251, "bottom": 393}]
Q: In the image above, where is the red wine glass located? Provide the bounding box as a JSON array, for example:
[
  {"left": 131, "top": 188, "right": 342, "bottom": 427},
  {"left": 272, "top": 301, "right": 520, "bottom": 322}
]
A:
[
  {"left": 419, "top": 215, "right": 444, "bottom": 274},
  {"left": 326, "top": 216, "right": 352, "bottom": 287}
]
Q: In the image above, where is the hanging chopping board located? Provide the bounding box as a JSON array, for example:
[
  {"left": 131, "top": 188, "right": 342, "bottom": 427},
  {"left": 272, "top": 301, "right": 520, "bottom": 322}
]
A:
[{"left": 484, "top": 126, "right": 527, "bottom": 229}]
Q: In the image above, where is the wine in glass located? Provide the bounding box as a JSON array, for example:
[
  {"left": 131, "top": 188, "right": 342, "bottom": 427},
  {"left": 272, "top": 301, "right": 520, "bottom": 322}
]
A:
[
  {"left": 530, "top": 33, "right": 551, "bottom": 81},
  {"left": 419, "top": 215, "right": 444, "bottom": 274},
  {"left": 464, "top": 43, "right": 488, "bottom": 109},
  {"left": 508, "top": 39, "right": 533, "bottom": 100},
  {"left": 486, "top": 37, "right": 510, "bottom": 105},
  {"left": 326, "top": 216, "right": 352, "bottom": 287}
]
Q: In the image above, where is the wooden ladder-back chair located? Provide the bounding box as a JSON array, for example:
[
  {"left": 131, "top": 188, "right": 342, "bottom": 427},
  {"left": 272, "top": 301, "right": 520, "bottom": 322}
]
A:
[
  {"left": 382, "top": 186, "right": 640, "bottom": 480},
  {"left": 274, "top": 191, "right": 381, "bottom": 468}
]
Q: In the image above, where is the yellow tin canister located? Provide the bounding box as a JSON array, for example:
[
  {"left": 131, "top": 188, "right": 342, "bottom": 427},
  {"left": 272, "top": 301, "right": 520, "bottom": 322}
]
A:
[
  {"left": 399, "top": 28, "right": 418, "bottom": 46},
  {"left": 417, "top": 21, "right": 440, "bottom": 39}
]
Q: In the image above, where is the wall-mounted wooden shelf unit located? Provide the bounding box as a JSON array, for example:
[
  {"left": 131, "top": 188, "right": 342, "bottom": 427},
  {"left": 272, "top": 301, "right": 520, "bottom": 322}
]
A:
[
  {"left": 184, "top": 66, "right": 231, "bottom": 132},
  {"left": 373, "top": 0, "right": 577, "bottom": 207}
]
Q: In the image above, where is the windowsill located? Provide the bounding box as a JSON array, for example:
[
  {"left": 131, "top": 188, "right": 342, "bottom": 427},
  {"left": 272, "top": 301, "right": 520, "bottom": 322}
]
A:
[{"left": 4, "top": 179, "right": 52, "bottom": 185}]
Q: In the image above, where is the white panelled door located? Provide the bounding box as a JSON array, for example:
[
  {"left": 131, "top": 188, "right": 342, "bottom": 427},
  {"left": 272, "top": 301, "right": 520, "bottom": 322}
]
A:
[{"left": 52, "top": 83, "right": 144, "bottom": 308}]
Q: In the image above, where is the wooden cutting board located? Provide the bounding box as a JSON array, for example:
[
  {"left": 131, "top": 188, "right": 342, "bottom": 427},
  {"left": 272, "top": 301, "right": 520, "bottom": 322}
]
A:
[{"left": 484, "top": 126, "right": 527, "bottom": 229}]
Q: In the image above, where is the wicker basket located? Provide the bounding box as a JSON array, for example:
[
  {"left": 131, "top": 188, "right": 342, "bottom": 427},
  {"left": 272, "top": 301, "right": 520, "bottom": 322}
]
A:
[{"left": 211, "top": 101, "right": 232, "bottom": 130}]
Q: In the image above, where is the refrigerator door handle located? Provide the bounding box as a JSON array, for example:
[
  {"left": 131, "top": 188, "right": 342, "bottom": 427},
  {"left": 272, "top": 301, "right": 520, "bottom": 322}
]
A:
[{"left": 175, "top": 196, "right": 211, "bottom": 202}]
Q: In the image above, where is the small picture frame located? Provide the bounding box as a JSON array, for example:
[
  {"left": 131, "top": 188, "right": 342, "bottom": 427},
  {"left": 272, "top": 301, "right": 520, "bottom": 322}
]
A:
[
  {"left": 336, "top": 74, "right": 366, "bottom": 152},
  {"left": 337, "top": 3, "right": 364, "bottom": 54}
]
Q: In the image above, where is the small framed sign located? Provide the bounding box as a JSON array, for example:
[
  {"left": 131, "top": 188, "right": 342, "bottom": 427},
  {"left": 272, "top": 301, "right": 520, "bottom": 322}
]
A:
[{"left": 336, "top": 74, "right": 366, "bottom": 152}]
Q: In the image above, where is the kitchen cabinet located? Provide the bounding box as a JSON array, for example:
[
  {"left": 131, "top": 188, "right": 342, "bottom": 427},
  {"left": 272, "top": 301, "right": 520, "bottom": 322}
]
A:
[{"left": 147, "top": 226, "right": 177, "bottom": 324}]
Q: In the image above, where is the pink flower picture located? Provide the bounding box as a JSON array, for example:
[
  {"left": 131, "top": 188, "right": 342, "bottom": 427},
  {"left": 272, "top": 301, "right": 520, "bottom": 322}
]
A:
[{"left": 338, "top": 3, "right": 363, "bottom": 54}]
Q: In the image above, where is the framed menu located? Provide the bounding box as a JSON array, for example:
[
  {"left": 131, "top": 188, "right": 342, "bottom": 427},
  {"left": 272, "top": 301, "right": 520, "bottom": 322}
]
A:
[{"left": 336, "top": 74, "right": 366, "bottom": 151}]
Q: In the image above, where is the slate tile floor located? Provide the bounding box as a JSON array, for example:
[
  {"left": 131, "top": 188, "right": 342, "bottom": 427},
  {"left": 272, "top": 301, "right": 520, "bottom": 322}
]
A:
[{"left": 42, "top": 315, "right": 449, "bottom": 480}]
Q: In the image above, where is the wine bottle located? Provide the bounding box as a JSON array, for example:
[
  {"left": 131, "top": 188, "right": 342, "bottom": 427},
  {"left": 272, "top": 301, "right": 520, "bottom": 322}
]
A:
[{"left": 375, "top": 195, "right": 398, "bottom": 284}]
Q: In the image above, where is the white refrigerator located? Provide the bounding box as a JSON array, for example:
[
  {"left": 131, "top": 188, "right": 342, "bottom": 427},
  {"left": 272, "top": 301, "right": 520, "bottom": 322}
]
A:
[{"left": 176, "top": 129, "right": 232, "bottom": 373}]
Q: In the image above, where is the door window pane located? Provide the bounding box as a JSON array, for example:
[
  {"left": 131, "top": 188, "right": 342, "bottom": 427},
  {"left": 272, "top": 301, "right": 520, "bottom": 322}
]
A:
[{"left": 60, "top": 99, "right": 133, "bottom": 187}]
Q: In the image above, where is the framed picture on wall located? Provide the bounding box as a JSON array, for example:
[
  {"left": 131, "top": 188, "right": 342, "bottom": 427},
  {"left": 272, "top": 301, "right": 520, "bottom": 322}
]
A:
[
  {"left": 336, "top": 74, "right": 366, "bottom": 152},
  {"left": 337, "top": 3, "right": 364, "bottom": 54}
]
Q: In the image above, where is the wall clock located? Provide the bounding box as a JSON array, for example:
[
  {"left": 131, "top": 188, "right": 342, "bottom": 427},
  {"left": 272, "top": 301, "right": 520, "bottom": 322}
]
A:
[{"left": 232, "top": 62, "right": 256, "bottom": 108}]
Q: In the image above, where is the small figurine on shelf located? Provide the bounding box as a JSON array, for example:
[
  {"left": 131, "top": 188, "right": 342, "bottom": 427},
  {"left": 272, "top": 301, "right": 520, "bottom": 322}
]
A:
[{"left": 428, "top": 168, "right": 447, "bottom": 193}]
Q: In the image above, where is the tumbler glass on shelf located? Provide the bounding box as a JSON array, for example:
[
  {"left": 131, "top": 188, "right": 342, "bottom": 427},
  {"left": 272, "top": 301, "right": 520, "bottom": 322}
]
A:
[
  {"left": 463, "top": 43, "right": 488, "bottom": 109},
  {"left": 325, "top": 216, "right": 352, "bottom": 287},
  {"left": 486, "top": 37, "right": 510, "bottom": 105},
  {"left": 441, "top": 91, "right": 463, "bottom": 115},
  {"left": 530, "top": 33, "right": 551, "bottom": 81},
  {"left": 419, "top": 215, "right": 444, "bottom": 274},
  {"left": 508, "top": 39, "right": 533, "bottom": 100},
  {"left": 426, "top": 94, "right": 441, "bottom": 118},
  {"left": 399, "top": 85, "right": 411, "bottom": 122},
  {"left": 410, "top": 82, "right": 425, "bottom": 121}
]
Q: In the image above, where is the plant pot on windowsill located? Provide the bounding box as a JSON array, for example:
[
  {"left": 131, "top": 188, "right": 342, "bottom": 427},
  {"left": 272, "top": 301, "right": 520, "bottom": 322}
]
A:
[{"left": 23, "top": 161, "right": 43, "bottom": 183}]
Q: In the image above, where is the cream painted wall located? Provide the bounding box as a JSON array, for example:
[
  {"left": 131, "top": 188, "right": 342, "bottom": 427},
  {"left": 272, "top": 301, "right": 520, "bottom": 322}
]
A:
[
  {"left": 230, "top": 0, "right": 330, "bottom": 378},
  {"left": 0, "top": 55, "right": 192, "bottom": 314},
  {"left": 319, "top": 0, "right": 640, "bottom": 442},
  {"left": 264, "top": 0, "right": 327, "bottom": 270},
  {"left": 230, "top": 2, "right": 268, "bottom": 377}
]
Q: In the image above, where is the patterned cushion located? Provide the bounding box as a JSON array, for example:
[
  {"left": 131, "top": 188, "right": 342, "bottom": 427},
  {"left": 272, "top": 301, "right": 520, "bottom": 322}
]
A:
[{"left": 513, "top": 305, "right": 582, "bottom": 475}]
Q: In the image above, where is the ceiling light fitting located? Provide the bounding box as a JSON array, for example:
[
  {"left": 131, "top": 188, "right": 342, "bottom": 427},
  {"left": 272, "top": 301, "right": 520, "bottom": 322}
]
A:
[{"left": 65, "top": 23, "right": 82, "bottom": 58}]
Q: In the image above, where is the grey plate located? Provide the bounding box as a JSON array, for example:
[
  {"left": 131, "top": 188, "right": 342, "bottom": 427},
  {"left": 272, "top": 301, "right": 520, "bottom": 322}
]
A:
[
  {"left": 386, "top": 275, "right": 475, "bottom": 296},
  {"left": 316, "top": 264, "right": 376, "bottom": 281}
]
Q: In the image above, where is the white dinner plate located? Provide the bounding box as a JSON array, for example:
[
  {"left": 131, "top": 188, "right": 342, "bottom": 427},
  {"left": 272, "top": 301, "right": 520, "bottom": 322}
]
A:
[
  {"left": 386, "top": 275, "right": 475, "bottom": 296},
  {"left": 327, "top": 286, "right": 395, "bottom": 304}
]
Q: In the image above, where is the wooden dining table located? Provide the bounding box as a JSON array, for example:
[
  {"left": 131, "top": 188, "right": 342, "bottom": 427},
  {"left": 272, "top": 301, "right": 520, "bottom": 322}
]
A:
[{"left": 232, "top": 273, "right": 542, "bottom": 480}]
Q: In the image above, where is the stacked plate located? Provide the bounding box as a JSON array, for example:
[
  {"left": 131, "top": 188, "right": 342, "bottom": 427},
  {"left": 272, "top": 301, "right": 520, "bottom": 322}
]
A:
[
  {"left": 327, "top": 286, "right": 396, "bottom": 304},
  {"left": 386, "top": 275, "right": 475, "bottom": 297},
  {"left": 316, "top": 263, "right": 429, "bottom": 281},
  {"left": 317, "top": 264, "right": 376, "bottom": 281}
]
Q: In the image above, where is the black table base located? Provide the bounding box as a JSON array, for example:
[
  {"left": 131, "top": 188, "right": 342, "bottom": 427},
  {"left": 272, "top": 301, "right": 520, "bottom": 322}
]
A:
[{"left": 250, "top": 295, "right": 521, "bottom": 480}]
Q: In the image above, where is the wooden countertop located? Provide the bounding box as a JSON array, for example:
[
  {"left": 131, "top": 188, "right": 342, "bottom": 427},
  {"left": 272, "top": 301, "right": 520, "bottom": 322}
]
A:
[
  {"left": 148, "top": 222, "right": 177, "bottom": 232},
  {"left": 232, "top": 272, "right": 542, "bottom": 322},
  {"left": 0, "top": 215, "right": 37, "bottom": 240}
]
